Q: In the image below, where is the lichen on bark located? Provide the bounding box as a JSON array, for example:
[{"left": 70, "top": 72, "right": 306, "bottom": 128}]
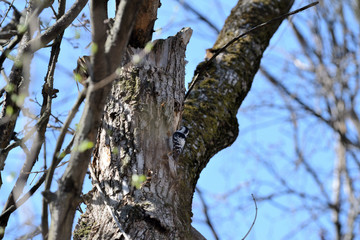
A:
[{"left": 182, "top": 0, "right": 294, "bottom": 202}]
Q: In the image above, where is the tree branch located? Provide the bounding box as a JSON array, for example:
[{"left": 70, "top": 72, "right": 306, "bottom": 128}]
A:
[
  {"left": 182, "top": 0, "right": 295, "bottom": 192},
  {"left": 0, "top": 0, "right": 88, "bottom": 192},
  {"left": 48, "top": 1, "right": 143, "bottom": 238},
  {"left": 175, "top": 0, "right": 220, "bottom": 34},
  {"left": 105, "top": 0, "right": 143, "bottom": 72},
  {"left": 27, "top": 0, "right": 88, "bottom": 52},
  {"left": 241, "top": 194, "right": 258, "bottom": 240},
  {"left": 196, "top": 187, "right": 219, "bottom": 240},
  {"left": 185, "top": 1, "right": 319, "bottom": 100},
  {"left": 260, "top": 67, "right": 360, "bottom": 149},
  {"left": 0, "top": 136, "right": 74, "bottom": 223},
  {"left": 0, "top": 13, "right": 65, "bottom": 234},
  {"left": 89, "top": 0, "right": 108, "bottom": 81},
  {"left": 129, "top": 0, "right": 160, "bottom": 48}
]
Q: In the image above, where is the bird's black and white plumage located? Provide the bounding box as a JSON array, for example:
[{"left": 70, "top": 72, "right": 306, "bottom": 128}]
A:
[{"left": 172, "top": 126, "right": 189, "bottom": 159}]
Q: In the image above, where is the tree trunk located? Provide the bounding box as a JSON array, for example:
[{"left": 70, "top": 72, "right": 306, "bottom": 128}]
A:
[
  {"left": 74, "top": 28, "right": 193, "bottom": 239},
  {"left": 74, "top": 0, "right": 294, "bottom": 239}
]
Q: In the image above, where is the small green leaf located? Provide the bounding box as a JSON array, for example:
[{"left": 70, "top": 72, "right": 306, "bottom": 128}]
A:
[
  {"left": 5, "top": 50, "right": 16, "bottom": 61},
  {"left": 6, "top": 172, "right": 16, "bottom": 182},
  {"left": 10, "top": 93, "right": 17, "bottom": 102},
  {"left": 74, "top": 73, "right": 82, "bottom": 82},
  {"left": 6, "top": 106, "right": 14, "bottom": 116},
  {"left": 17, "top": 24, "right": 27, "bottom": 34},
  {"left": 14, "top": 58, "right": 22, "bottom": 67},
  {"left": 144, "top": 42, "right": 154, "bottom": 53},
  {"left": 11, "top": 93, "right": 25, "bottom": 107},
  {"left": 91, "top": 43, "right": 98, "bottom": 54},
  {"left": 59, "top": 151, "right": 66, "bottom": 159},
  {"left": 131, "top": 174, "right": 146, "bottom": 189},
  {"left": 112, "top": 147, "right": 119, "bottom": 154},
  {"left": 5, "top": 83, "right": 15, "bottom": 93},
  {"left": 76, "top": 140, "right": 94, "bottom": 152},
  {"left": 74, "top": 30, "right": 81, "bottom": 39}
]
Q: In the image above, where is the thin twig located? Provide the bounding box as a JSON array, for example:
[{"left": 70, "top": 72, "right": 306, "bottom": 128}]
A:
[
  {"left": 25, "top": 161, "right": 69, "bottom": 174},
  {"left": 176, "top": 0, "right": 220, "bottom": 34},
  {"left": 184, "top": 2, "right": 319, "bottom": 100},
  {"left": 43, "top": 88, "right": 86, "bottom": 202},
  {"left": 196, "top": 187, "right": 219, "bottom": 240},
  {"left": 0, "top": 0, "right": 88, "bottom": 68},
  {"left": 0, "top": 0, "right": 16, "bottom": 27},
  {"left": 0, "top": 136, "right": 74, "bottom": 222},
  {"left": 241, "top": 194, "right": 258, "bottom": 240},
  {"left": 1, "top": 24, "right": 65, "bottom": 228},
  {"left": 31, "top": 97, "right": 76, "bottom": 133},
  {"left": 0, "top": 33, "right": 22, "bottom": 67},
  {"left": 261, "top": 67, "right": 360, "bottom": 148},
  {"left": 0, "top": 174, "right": 46, "bottom": 219},
  {"left": 0, "top": 69, "right": 7, "bottom": 86}
]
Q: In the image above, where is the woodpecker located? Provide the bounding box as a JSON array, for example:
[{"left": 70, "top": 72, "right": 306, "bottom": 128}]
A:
[{"left": 172, "top": 126, "right": 189, "bottom": 159}]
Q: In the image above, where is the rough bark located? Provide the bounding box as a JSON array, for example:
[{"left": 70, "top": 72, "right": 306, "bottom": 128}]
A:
[
  {"left": 74, "top": 28, "right": 193, "bottom": 240},
  {"left": 74, "top": 0, "right": 294, "bottom": 239},
  {"left": 182, "top": 0, "right": 294, "bottom": 203}
]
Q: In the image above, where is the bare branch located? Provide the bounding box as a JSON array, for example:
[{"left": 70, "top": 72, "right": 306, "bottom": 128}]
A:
[
  {"left": 185, "top": 1, "right": 319, "bottom": 100},
  {"left": 241, "top": 194, "right": 258, "bottom": 240},
  {"left": 28, "top": 0, "right": 88, "bottom": 52},
  {"left": 43, "top": 88, "right": 86, "bottom": 230},
  {"left": 0, "top": 13, "right": 66, "bottom": 232},
  {"left": 196, "top": 187, "right": 219, "bottom": 240},
  {"left": 105, "top": 0, "right": 143, "bottom": 72},
  {"left": 48, "top": 1, "right": 143, "bottom": 238},
  {"left": 0, "top": 0, "right": 17, "bottom": 27},
  {"left": 175, "top": 0, "right": 220, "bottom": 34},
  {"left": 0, "top": 136, "right": 74, "bottom": 223},
  {"left": 260, "top": 68, "right": 359, "bottom": 149}
]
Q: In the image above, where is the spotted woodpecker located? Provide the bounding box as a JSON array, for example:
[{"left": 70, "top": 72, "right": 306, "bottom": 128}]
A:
[{"left": 172, "top": 126, "right": 189, "bottom": 159}]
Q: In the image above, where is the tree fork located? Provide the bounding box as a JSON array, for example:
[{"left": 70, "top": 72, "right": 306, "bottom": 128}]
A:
[{"left": 75, "top": 0, "right": 298, "bottom": 239}]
